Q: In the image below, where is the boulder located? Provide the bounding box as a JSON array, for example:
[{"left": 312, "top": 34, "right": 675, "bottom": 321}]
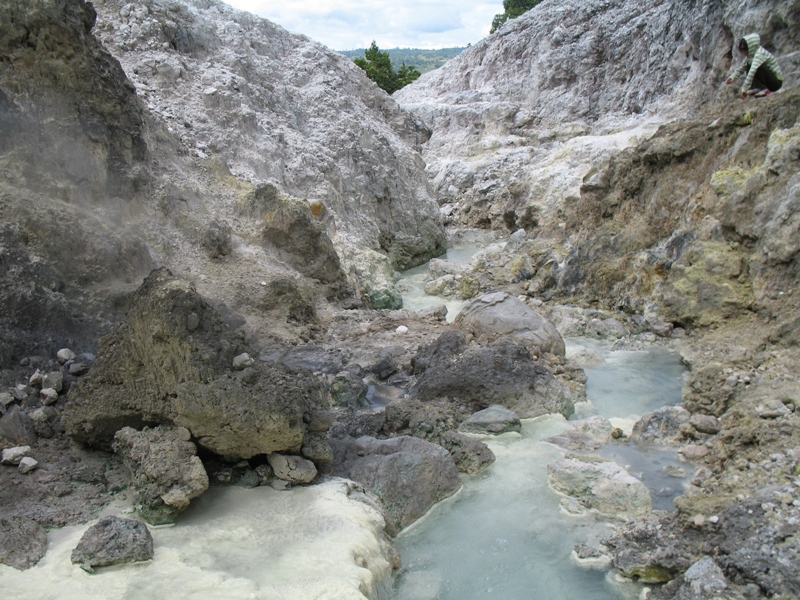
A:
[
  {"left": 458, "top": 405, "right": 521, "bottom": 435},
  {"left": 113, "top": 425, "right": 209, "bottom": 525},
  {"left": 267, "top": 453, "right": 317, "bottom": 484},
  {"left": 330, "top": 435, "right": 461, "bottom": 534},
  {"left": 0, "top": 517, "right": 47, "bottom": 570},
  {"left": 546, "top": 416, "right": 615, "bottom": 452},
  {"left": 547, "top": 454, "right": 652, "bottom": 520},
  {"left": 379, "top": 398, "right": 495, "bottom": 474},
  {"left": 71, "top": 516, "right": 153, "bottom": 571},
  {"left": 411, "top": 339, "right": 574, "bottom": 419},
  {"left": 631, "top": 407, "right": 691, "bottom": 445},
  {"left": 454, "top": 292, "right": 565, "bottom": 357},
  {"left": 0, "top": 406, "right": 37, "bottom": 446},
  {"left": 64, "top": 268, "right": 330, "bottom": 461}
]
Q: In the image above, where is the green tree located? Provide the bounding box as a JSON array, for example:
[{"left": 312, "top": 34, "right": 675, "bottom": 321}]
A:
[
  {"left": 353, "top": 41, "right": 421, "bottom": 94},
  {"left": 490, "top": 0, "right": 541, "bottom": 33}
]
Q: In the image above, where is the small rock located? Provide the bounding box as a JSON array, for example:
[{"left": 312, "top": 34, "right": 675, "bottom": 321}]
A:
[
  {"left": 684, "top": 556, "right": 728, "bottom": 594},
  {"left": 267, "top": 453, "right": 317, "bottom": 484},
  {"left": 57, "top": 349, "right": 76, "bottom": 363},
  {"left": 689, "top": 414, "right": 721, "bottom": 434},
  {"left": 756, "top": 400, "right": 791, "bottom": 419},
  {"left": 662, "top": 465, "right": 688, "bottom": 478},
  {"left": 18, "top": 456, "right": 38, "bottom": 474},
  {"left": 0, "top": 517, "right": 47, "bottom": 569},
  {"left": 0, "top": 392, "right": 15, "bottom": 408},
  {"left": 459, "top": 404, "right": 521, "bottom": 435},
  {"left": 28, "top": 370, "right": 44, "bottom": 388},
  {"left": 40, "top": 388, "right": 59, "bottom": 405},
  {"left": 71, "top": 517, "right": 154, "bottom": 570},
  {"left": 2, "top": 445, "right": 31, "bottom": 465},
  {"left": 232, "top": 352, "right": 254, "bottom": 370},
  {"left": 68, "top": 362, "right": 90, "bottom": 376},
  {"left": 680, "top": 444, "right": 709, "bottom": 461},
  {"left": 395, "top": 325, "right": 409, "bottom": 334},
  {"left": 270, "top": 479, "right": 291, "bottom": 491},
  {"left": 9, "top": 387, "right": 29, "bottom": 401},
  {"left": 42, "top": 372, "right": 63, "bottom": 393}
]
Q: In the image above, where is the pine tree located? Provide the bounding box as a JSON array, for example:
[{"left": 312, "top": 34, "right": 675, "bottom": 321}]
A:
[{"left": 353, "top": 42, "right": 421, "bottom": 94}]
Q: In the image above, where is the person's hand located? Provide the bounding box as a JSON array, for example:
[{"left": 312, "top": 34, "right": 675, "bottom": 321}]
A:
[{"left": 726, "top": 77, "right": 733, "bottom": 84}]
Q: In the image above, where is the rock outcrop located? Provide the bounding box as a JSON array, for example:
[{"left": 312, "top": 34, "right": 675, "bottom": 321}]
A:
[
  {"left": 330, "top": 435, "right": 461, "bottom": 534},
  {"left": 92, "top": 0, "right": 446, "bottom": 304},
  {"left": 64, "top": 268, "right": 331, "bottom": 463},
  {"left": 411, "top": 334, "right": 575, "bottom": 419}
]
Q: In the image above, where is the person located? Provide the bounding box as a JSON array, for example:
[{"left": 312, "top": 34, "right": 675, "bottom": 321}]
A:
[{"left": 726, "top": 33, "right": 783, "bottom": 99}]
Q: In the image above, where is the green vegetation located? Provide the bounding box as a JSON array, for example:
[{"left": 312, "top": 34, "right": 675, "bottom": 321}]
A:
[
  {"left": 491, "top": 0, "right": 542, "bottom": 33},
  {"left": 342, "top": 46, "right": 465, "bottom": 75},
  {"left": 352, "top": 41, "right": 422, "bottom": 94}
]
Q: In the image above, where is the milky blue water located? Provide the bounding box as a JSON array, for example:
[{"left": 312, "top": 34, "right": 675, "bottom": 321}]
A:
[{"left": 393, "top": 340, "right": 687, "bottom": 600}]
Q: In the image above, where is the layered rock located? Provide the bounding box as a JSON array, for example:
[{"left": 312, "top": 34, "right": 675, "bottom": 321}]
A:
[{"left": 63, "top": 268, "right": 331, "bottom": 463}]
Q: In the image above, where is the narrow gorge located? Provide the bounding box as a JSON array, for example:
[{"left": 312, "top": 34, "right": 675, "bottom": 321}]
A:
[{"left": 1, "top": 0, "right": 799, "bottom": 599}]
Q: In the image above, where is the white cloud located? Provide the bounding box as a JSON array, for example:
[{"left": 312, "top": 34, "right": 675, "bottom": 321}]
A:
[{"left": 223, "top": 0, "right": 503, "bottom": 50}]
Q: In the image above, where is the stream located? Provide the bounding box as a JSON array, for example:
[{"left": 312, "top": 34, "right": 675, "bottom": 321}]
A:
[{"left": 391, "top": 339, "right": 688, "bottom": 599}]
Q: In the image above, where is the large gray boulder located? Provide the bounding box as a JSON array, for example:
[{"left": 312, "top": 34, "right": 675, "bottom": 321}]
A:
[
  {"left": 330, "top": 435, "right": 461, "bottom": 534},
  {"left": 454, "top": 293, "right": 565, "bottom": 357},
  {"left": 0, "top": 517, "right": 47, "bottom": 570},
  {"left": 64, "top": 268, "right": 331, "bottom": 462},
  {"left": 411, "top": 336, "right": 574, "bottom": 419},
  {"left": 113, "top": 425, "right": 208, "bottom": 524},
  {"left": 71, "top": 516, "right": 153, "bottom": 571}
]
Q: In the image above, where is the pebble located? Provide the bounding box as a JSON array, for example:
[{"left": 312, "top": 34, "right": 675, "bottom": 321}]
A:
[
  {"left": 395, "top": 325, "right": 409, "bottom": 334},
  {"left": 2, "top": 445, "right": 31, "bottom": 465},
  {"left": 40, "top": 388, "right": 59, "bottom": 405},
  {"left": 56, "top": 348, "right": 76, "bottom": 363},
  {"left": 18, "top": 457, "right": 38, "bottom": 474}
]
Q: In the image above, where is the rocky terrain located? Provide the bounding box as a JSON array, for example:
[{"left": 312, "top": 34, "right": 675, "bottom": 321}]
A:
[{"left": 1, "top": 0, "right": 799, "bottom": 598}]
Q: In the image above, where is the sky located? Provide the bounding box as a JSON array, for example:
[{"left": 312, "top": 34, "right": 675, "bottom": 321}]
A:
[{"left": 223, "top": 0, "right": 504, "bottom": 50}]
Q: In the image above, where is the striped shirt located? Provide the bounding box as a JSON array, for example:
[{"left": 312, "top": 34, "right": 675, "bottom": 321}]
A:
[{"left": 730, "top": 33, "right": 783, "bottom": 93}]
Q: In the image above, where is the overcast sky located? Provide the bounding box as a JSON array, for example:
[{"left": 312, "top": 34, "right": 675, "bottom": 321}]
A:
[{"left": 223, "top": 0, "right": 503, "bottom": 50}]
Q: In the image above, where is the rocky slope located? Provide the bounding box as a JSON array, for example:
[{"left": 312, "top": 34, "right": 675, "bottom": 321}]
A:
[
  {"left": 395, "top": 0, "right": 800, "bottom": 597},
  {"left": 1, "top": 0, "right": 800, "bottom": 597}
]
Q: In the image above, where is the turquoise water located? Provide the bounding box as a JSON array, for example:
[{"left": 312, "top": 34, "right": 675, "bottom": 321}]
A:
[{"left": 393, "top": 341, "right": 687, "bottom": 600}]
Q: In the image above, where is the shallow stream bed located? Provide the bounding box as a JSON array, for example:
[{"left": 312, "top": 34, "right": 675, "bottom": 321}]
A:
[{"left": 392, "top": 339, "right": 688, "bottom": 600}]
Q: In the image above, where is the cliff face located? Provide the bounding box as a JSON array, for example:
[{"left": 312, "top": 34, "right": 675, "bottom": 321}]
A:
[
  {"left": 92, "top": 0, "right": 445, "bottom": 275},
  {"left": 0, "top": 0, "right": 447, "bottom": 362},
  {"left": 396, "top": 2, "right": 800, "bottom": 596},
  {"left": 395, "top": 0, "right": 799, "bottom": 234}
]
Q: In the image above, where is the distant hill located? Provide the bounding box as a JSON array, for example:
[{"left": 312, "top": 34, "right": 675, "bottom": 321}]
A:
[{"left": 340, "top": 47, "right": 466, "bottom": 74}]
